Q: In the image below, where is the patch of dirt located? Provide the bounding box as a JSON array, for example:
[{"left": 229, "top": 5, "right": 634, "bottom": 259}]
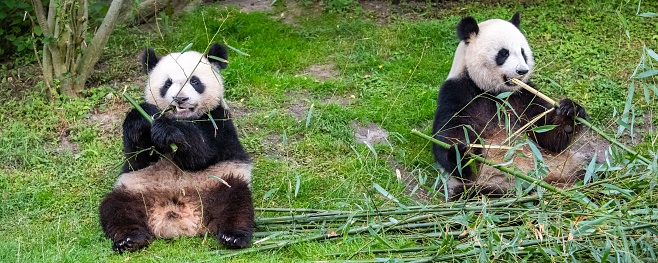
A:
[
  {"left": 219, "top": 0, "right": 273, "bottom": 13},
  {"left": 351, "top": 122, "right": 389, "bottom": 145},
  {"left": 285, "top": 90, "right": 312, "bottom": 121},
  {"left": 84, "top": 96, "right": 132, "bottom": 139},
  {"left": 227, "top": 100, "right": 252, "bottom": 119},
  {"left": 323, "top": 94, "right": 356, "bottom": 107},
  {"left": 572, "top": 129, "right": 612, "bottom": 164},
  {"left": 56, "top": 133, "right": 81, "bottom": 154},
  {"left": 302, "top": 64, "right": 339, "bottom": 82},
  {"left": 361, "top": 1, "right": 392, "bottom": 24}
]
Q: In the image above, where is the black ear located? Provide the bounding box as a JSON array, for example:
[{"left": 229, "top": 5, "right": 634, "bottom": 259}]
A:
[
  {"left": 510, "top": 12, "right": 521, "bottom": 29},
  {"left": 457, "top": 17, "right": 479, "bottom": 43},
  {"left": 207, "top": 43, "right": 228, "bottom": 70},
  {"left": 141, "top": 48, "right": 159, "bottom": 74}
]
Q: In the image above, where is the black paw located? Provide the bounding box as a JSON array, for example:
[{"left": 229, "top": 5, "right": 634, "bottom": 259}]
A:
[
  {"left": 217, "top": 229, "right": 252, "bottom": 249},
  {"left": 112, "top": 230, "right": 154, "bottom": 253},
  {"left": 556, "top": 99, "right": 587, "bottom": 119},
  {"left": 151, "top": 117, "right": 186, "bottom": 149}
]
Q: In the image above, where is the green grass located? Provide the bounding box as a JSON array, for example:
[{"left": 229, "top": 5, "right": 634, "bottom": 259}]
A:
[{"left": 1, "top": 0, "right": 658, "bottom": 262}]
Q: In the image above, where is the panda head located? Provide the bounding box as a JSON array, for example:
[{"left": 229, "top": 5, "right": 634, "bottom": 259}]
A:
[
  {"left": 141, "top": 43, "right": 229, "bottom": 120},
  {"left": 454, "top": 13, "right": 534, "bottom": 93}
]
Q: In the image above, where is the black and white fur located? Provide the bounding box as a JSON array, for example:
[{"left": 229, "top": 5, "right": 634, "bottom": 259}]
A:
[
  {"left": 432, "top": 13, "right": 588, "bottom": 198},
  {"left": 99, "top": 43, "right": 254, "bottom": 252}
]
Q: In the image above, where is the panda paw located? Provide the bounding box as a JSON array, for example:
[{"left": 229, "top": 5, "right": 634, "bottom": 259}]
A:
[
  {"left": 556, "top": 99, "right": 587, "bottom": 119},
  {"left": 151, "top": 117, "right": 187, "bottom": 148},
  {"left": 112, "top": 230, "right": 154, "bottom": 253},
  {"left": 217, "top": 229, "right": 252, "bottom": 249}
]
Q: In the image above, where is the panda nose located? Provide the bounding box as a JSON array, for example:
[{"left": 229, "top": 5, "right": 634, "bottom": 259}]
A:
[
  {"left": 173, "top": 96, "right": 189, "bottom": 103},
  {"left": 516, "top": 69, "right": 529, "bottom": 75}
]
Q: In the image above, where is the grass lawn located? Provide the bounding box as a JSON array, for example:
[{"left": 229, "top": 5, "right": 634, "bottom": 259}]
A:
[{"left": 1, "top": 0, "right": 657, "bottom": 262}]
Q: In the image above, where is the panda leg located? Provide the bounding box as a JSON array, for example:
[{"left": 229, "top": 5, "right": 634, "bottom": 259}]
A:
[
  {"left": 99, "top": 189, "right": 155, "bottom": 253},
  {"left": 204, "top": 175, "right": 254, "bottom": 249}
]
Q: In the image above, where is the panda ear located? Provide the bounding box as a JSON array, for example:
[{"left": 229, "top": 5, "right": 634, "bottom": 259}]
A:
[
  {"left": 510, "top": 12, "right": 521, "bottom": 29},
  {"left": 207, "top": 43, "right": 229, "bottom": 70},
  {"left": 141, "top": 47, "right": 159, "bottom": 74},
  {"left": 457, "top": 17, "right": 479, "bottom": 43}
]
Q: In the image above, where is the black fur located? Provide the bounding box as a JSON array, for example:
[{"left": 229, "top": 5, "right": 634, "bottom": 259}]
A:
[
  {"left": 206, "top": 176, "right": 255, "bottom": 249},
  {"left": 457, "top": 17, "right": 479, "bottom": 43},
  {"left": 207, "top": 43, "right": 229, "bottom": 69},
  {"left": 510, "top": 12, "right": 521, "bottom": 29},
  {"left": 121, "top": 103, "right": 249, "bottom": 172},
  {"left": 99, "top": 189, "right": 154, "bottom": 253},
  {"left": 431, "top": 76, "right": 587, "bottom": 192},
  {"left": 141, "top": 48, "right": 159, "bottom": 73}
]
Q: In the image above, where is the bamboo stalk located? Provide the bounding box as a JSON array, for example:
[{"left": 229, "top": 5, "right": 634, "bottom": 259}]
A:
[
  {"left": 122, "top": 89, "right": 178, "bottom": 152},
  {"left": 510, "top": 78, "right": 650, "bottom": 165},
  {"left": 410, "top": 129, "right": 598, "bottom": 210}
]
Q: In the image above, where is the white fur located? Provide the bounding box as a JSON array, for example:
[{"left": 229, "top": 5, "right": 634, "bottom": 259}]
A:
[
  {"left": 451, "top": 19, "right": 534, "bottom": 93},
  {"left": 145, "top": 51, "right": 225, "bottom": 119}
]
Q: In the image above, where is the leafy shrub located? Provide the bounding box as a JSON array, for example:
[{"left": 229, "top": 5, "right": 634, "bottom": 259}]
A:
[{"left": 0, "top": 0, "right": 37, "bottom": 61}]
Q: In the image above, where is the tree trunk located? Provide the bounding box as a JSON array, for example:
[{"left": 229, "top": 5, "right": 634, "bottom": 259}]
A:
[{"left": 31, "top": 0, "right": 125, "bottom": 99}]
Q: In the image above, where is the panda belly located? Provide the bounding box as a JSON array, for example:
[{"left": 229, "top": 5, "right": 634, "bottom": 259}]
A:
[
  {"left": 474, "top": 129, "right": 586, "bottom": 193},
  {"left": 114, "top": 159, "right": 252, "bottom": 238}
]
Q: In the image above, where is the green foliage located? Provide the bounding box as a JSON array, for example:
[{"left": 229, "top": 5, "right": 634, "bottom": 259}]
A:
[{"left": 0, "top": 0, "right": 37, "bottom": 60}]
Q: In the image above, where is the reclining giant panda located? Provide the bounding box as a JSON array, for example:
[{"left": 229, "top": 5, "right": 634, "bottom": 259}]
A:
[
  {"left": 99, "top": 43, "right": 254, "bottom": 252},
  {"left": 432, "top": 13, "right": 589, "bottom": 198}
]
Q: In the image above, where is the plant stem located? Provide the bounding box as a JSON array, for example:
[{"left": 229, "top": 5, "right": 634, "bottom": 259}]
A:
[{"left": 122, "top": 90, "right": 178, "bottom": 152}]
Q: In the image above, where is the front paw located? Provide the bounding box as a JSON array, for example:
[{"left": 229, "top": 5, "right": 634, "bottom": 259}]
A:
[
  {"left": 217, "top": 229, "right": 252, "bottom": 249},
  {"left": 112, "top": 230, "right": 154, "bottom": 253},
  {"left": 151, "top": 117, "right": 186, "bottom": 148},
  {"left": 556, "top": 99, "right": 587, "bottom": 119}
]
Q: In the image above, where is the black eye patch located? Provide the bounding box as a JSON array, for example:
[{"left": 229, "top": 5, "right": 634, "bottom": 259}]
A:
[
  {"left": 160, "top": 78, "right": 172, "bottom": 98},
  {"left": 189, "top": 76, "right": 205, "bottom": 94},
  {"left": 521, "top": 48, "right": 527, "bottom": 63},
  {"left": 495, "top": 48, "right": 509, "bottom": 66}
]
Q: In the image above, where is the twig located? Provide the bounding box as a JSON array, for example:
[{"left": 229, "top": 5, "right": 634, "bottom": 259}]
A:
[
  {"left": 510, "top": 78, "right": 650, "bottom": 165},
  {"left": 122, "top": 87, "right": 178, "bottom": 152}
]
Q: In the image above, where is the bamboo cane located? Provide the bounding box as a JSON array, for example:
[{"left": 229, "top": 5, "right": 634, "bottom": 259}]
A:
[
  {"left": 510, "top": 78, "right": 650, "bottom": 165},
  {"left": 122, "top": 88, "right": 178, "bottom": 152}
]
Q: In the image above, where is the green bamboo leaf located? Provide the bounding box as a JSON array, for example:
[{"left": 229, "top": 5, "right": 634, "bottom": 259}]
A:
[
  {"left": 263, "top": 188, "right": 278, "bottom": 201},
  {"left": 364, "top": 140, "right": 378, "bottom": 158},
  {"left": 647, "top": 48, "right": 658, "bottom": 62},
  {"left": 639, "top": 12, "right": 658, "bottom": 17},
  {"left": 367, "top": 226, "right": 393, "bottom": 248},
  {"left": 208, "top": 55, "right": 229, "bottom": 64},
  {"left": 531, "top": 125, "right": 557, "bottom": 133},
  {"left": 601, "top": 183, "right": 633, "bottom": 199},
  {"left": 294, "top": 172, "right": 300, "bottom": 198},
  {"left": 180, "top": 43, "right": 193, "bottom": 53},
  {"left": 305, "top": 103, "right": 314, "bottom": 129},
  {"left": 644, "top": 83, "right": 652, "bottom": 103},
  {"left": 454, "top": 145, "right": 463, "bottom": 176},
  {"left": 635, "top": 69, "right": 658, "bottom": 78},
  {"left": 526, "top": 139, "right": 544, "bottom": 163},
  {"left": 496, "top": 91, "right": 512, "bottom": 100},
  {"left": 583, "top": 153, "right": 598, "bottom": 184},
  {"left": 225, "top": 43, "right": 251, "bottom": 56},
  {"left": 373, "top": 183, "right": 399, "bottom": 203}
]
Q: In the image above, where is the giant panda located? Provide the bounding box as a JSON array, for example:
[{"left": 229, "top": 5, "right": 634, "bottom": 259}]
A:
[
  {"left": 99, "top": 43, "right": 254, "bottom": 252},
  {"left": 432, "top": 13, "right": 589, "bottom": 199}
]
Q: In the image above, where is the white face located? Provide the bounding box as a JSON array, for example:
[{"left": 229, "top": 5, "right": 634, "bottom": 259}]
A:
[
  {"left": 145, "top": 51, "right": 224, "bottom": 119},
  {"left": 461, "top": 19, "right": 534, "bottom": 93}
]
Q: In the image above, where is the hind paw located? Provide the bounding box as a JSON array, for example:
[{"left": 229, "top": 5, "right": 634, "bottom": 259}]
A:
[
  {"left": 112, "top": 230, "right": 154, "bottom": 253},
  {"left": 217, "top": 229, "right": 252, "bottom": 249}
]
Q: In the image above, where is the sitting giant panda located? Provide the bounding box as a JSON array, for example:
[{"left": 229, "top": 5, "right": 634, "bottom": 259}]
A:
[
  {"left": 99, "top": 43, "right": 254, "bottom": 252},
  {"left": 432, "top": 13, "right": 589, "bottom": 198}
]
